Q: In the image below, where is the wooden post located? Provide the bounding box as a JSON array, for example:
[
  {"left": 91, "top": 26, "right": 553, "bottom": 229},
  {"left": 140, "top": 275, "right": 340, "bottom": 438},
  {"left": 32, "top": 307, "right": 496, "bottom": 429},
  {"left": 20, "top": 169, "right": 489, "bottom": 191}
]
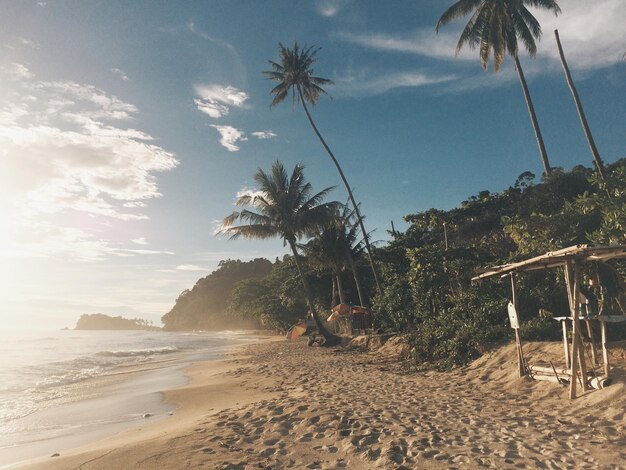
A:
[
  {"left": 565, "top": 260, "right": 588, "bottom": 398},
  {"left": 565, "top": 262, "right": 580, "bottom": 399},
  {"left": 562, "top": 319, "right": 571, "bottom": 369},
  {"left": 510, "top": 274, "right": 525, "bottom": 377},
  {"left": 585, "top": 318, "right": 598, "bottom": 367},
  {"left": 600, "top": 320, "right": 610, "bottom": 377}
]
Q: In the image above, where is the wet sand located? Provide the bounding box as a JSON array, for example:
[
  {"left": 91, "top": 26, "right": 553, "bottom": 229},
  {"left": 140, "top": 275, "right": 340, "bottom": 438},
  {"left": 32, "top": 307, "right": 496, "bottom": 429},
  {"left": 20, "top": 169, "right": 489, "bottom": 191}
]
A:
[{"left": 18, "top": 338, "right": 626, "bottom": 469}]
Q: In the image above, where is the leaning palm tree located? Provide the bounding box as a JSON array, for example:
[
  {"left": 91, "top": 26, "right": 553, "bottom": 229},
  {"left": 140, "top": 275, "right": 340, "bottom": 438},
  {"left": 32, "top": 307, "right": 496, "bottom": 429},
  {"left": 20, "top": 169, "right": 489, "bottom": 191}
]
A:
[
  {"left": 220, "top": 160, "right": 341, "bottom": 345},
  {"left": 436, "top": 0, "right": 561, "bottom": 177},
  {"left": 263, "top": 42, "right": 383, "bottom": 297},
  {"left": 302, "top": 204, "right": 368, "bottom": 307}
]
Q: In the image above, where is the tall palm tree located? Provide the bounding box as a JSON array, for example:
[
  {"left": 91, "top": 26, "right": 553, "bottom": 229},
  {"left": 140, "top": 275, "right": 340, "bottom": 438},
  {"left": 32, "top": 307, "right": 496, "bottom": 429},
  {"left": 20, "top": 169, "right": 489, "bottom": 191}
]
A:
[
  {"left": 302, "top": 204, "right": 367, "bottom": 307},
  {"left": 436, "top": 0, "right": 561, "bottom": 177},
  {"left": 220, "top": 160, "right": 341, "bottom": 345},
  {"left": 263, "top": 42, "right": 384, "bottom": 297}
]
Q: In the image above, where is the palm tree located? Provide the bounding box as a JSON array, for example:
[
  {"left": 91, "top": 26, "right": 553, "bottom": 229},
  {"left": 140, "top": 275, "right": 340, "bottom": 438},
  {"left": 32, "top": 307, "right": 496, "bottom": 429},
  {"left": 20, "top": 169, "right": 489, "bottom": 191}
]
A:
[
  {"left": 220, "top": 160, "right": 341, "bottom": 345},
  {"left": 263, "top": 42, "right": 384, "bottom": 297},
  {"left": 302, "top": 204, "right": 367, "bottom": 307},
  {"left": 436, "top": 0, "right": 561, "bottom": 177}
]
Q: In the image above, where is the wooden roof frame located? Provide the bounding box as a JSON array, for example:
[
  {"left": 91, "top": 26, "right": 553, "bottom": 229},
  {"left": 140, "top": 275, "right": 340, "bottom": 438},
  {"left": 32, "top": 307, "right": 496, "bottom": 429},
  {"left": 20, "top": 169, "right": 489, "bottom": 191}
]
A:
[
  {"left": 471, "top": 244, "right": 626, "bottom": 399},
  {"left": 472, "top": 244, "right": 626, "bottom": 282}
]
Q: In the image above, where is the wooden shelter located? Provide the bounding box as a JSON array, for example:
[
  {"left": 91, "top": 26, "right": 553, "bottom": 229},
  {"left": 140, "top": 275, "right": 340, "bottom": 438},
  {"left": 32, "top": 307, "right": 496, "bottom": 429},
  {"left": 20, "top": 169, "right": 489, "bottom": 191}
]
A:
[{"left": 472, "top": 244, "right": 626, "bottom": 399}]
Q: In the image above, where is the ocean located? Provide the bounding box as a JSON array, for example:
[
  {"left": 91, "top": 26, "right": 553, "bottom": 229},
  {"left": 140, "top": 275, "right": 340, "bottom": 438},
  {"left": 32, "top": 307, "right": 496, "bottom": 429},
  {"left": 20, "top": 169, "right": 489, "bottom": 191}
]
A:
[{"left": 0, "top": 329, "right": 256, "bottom": 467}]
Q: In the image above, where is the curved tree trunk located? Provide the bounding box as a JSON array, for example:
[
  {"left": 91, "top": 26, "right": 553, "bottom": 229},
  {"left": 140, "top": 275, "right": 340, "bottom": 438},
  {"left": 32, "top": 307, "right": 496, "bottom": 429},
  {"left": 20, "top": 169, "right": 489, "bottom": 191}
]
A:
[
  {"left": 297, "top": 87, "right": 384, "bottom": 298},
  {"left": 554, "top": 30, "right": 607, "bottom": 183},
  {"left": 346, "top": 249, "right": 366, "bottom": 307},
  {"left": 335, "top": 272, "right": 346, "bottom": 304},
  {"left": 288, "top": 239, "right": 340, "bottom": 345},
  {"left": 514, "top": 55, "right": 552, "bottom": 177}
]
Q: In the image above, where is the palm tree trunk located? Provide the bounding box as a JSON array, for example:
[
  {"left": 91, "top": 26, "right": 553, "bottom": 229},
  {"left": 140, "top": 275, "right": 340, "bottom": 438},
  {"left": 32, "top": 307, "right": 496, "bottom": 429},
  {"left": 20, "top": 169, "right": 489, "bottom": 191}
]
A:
[
  {"left": 514, "top": 54, "right": 552, "bottom": 177},
  {"left": 554, "top": 30, "right": 607, "bottom": 182},
  {"left": 335, "top": 272, "right": 346, "bottom": 304},
  {"left": 288, "top": 239, "right": 340, "bottom": 345},
  {"left": 297, "top": 87, "right": 384, "bottom": 297},
  {"left": 346, "top": 249, "right": 366, "bottom": 307}
]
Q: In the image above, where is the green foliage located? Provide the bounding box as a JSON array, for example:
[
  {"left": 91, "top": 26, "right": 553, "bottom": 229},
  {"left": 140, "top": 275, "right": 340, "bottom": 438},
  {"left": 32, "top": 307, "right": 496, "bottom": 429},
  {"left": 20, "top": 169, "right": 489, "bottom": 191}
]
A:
[
  {"left": 375, "top": 160, "right": 626, "bottom": 369},
  {"left": 228, "top": 257, "right": 313, "bottom": 331},
  {"left": 161, "top": 258, "right": 273, "bottom": 331}
]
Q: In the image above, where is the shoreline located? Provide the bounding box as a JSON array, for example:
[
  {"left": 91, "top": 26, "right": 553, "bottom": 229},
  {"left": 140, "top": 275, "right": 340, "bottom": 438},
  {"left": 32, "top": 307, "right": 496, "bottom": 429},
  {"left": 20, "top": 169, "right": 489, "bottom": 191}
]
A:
[
  {"left": 5, "top": 333, "right": 278, "bottom": 469},
  {"left": 16, "top": 338, "right": 626, "bottom": 469}
]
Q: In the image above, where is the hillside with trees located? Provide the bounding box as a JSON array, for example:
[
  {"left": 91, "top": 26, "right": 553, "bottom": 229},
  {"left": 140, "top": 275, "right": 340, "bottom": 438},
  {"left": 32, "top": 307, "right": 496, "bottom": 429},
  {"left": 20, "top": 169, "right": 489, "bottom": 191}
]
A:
[
  {"left": 75, "top": 313, "right": 160, "bottom": 331},
  {"left": 161, "top": 258, "right": 273, "bottom": 331}
]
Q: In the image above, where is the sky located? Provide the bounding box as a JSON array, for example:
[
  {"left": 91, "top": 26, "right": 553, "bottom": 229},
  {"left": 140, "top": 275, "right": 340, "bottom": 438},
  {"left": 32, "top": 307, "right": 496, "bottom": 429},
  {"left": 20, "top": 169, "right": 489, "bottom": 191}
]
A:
[{"left": 0, "top": 0, "right": 624, "bottom": 329}]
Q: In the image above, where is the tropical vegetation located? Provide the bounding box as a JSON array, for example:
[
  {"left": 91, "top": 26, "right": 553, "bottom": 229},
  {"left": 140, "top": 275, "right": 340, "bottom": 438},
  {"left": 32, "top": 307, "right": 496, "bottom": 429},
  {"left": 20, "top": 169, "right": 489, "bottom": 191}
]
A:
[{"left": 219, "top": 161, "right": 342, "bottom": 345}]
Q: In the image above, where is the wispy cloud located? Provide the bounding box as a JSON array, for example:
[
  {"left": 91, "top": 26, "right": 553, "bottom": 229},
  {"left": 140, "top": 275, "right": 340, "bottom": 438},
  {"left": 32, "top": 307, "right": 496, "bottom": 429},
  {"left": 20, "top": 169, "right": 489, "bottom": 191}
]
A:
[
  {"left": 210, "top": 124, "right": 247, "bottom": 152},
  {"left": 335, "top": 69, "right": 457, "bottom": 97},
  {"left": 110, "top": 68, "right": 129, "bottom": 81},
  {"left": 194, "top": 84, "right": 248, "bottom": 119},
  {"left": 18, "top": 37, "right": 39, "bottom": 49},
  {"left": 176, "top": 264, "right": 209, "bottom": 271},
  {"left": 337, "top": 29, "right": 468, "bottom": 61},
  {"left": 131, "top": 237, "right": 148, "bottom": 245},
  {"left": 338, "top": 0, "right": 626, "bottom": 71},
  {"left": 2, "top": 62, "right": 35, "bottom": 80},
  {"left": 315, "top": 0, "right": 350, "bottom": 17},
  {"left": 0, "top": 64, "right": 178, "bottom": 260},
  {"left": 186, "top": 21, "right": 246, "bottom": 77},
  {"left": 251, "top": 130, "right": 277, "bottom": 140},
  {"left": 532, "top": 0, "right": 626, "bottom": 69}
]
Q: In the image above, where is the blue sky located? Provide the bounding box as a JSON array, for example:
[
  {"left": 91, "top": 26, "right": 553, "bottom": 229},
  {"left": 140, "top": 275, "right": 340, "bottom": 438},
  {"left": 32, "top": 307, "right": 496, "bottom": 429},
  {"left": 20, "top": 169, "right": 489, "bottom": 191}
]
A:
[{"left": 0, "top": 0, "right": 624, "bottom": 328}]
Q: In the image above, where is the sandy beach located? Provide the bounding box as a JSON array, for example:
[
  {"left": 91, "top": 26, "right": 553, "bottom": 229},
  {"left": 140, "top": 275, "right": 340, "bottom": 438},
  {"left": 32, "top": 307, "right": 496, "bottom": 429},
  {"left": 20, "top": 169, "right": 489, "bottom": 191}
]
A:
[{"left": 18, "top": 337, "right": 626, "bottom": 470}]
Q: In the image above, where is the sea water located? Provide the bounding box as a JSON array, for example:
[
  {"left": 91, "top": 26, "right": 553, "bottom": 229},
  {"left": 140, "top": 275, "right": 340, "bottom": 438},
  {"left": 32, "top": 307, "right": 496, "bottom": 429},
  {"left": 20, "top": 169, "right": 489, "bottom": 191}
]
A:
[{"left": 0, "top": 330, "right": 255, "bottom": 467}]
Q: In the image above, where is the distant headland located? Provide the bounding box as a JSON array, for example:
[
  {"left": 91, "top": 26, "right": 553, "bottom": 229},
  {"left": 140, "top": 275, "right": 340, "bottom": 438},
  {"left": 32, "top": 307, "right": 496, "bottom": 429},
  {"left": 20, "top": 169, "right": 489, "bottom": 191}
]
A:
[{"left": 74, "top": 313, "right": 161, "bottom": 331}]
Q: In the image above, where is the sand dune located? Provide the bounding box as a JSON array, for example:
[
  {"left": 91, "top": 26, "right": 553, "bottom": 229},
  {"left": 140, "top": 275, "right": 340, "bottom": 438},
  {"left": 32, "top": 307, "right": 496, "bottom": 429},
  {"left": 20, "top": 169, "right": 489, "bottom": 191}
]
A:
[{"left": 21, "top": 338, "right": 626, "bottom": 469}]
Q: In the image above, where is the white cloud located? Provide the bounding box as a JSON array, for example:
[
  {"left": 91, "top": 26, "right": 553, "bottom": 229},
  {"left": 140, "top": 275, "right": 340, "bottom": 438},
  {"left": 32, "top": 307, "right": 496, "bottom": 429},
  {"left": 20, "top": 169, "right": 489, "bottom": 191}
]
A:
[
  {"left": 18, "top": 37, "right": 39, "bottom": 49},
  {"left": 210, "top": 125, "right": 247, "bottom": 152},
  {"left": 131, "top": 237, "right": 148, "bottom": 245},
  {"left": 2, "top": 63, "right": 35, "bottom": 80},
  {"left": 0, "top": 222, "right": 173, "bottom": 262},
  {"left": 335, "top": 69, "right": 457, "bottom": 97},
  {"left": 251, "top": 130, "right": 277, "bottom": 139},
  {"left": 316, "top": 0, "right": 350, "bottom": 17},
  {"left": 176, "top": 264, "right": 209, "bottom": 271},
  {"left": 0, "top": 64, "right": 179, "bottom": 261},
  {"left": 194, "top": 84, "right": 248, "bottom": 119},
  {"left": 532, "top": 0, "right": 626, "bottom": 69},
  {"left": 110, "top": 68, "right": 129, "bottom": 81},
  {"left": 338, "top": 30, "right": 469, "bottom": 61},
  {"left": 339, "top": 0, "right": 626, "bottom": 71}
]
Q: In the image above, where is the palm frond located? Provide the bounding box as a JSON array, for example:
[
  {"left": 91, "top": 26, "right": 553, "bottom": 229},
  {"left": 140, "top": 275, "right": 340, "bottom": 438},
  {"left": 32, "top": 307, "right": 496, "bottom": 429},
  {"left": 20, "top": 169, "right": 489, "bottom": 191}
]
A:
[
  {"left": 522, "top": 0, "right": 561, "bottom": 15},
  {"left": 263, "top": 41, "right": 332, "bottom": 108},
  {"left": 437, "top": 0, "right": 484, "bottom": 32}
]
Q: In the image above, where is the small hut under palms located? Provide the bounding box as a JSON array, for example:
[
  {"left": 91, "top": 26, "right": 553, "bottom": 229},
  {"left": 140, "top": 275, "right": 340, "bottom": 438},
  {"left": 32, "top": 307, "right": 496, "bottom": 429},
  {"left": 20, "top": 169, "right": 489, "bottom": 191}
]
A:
[{"left": 473, "top": 244, "right": 626, "bottom": 399}]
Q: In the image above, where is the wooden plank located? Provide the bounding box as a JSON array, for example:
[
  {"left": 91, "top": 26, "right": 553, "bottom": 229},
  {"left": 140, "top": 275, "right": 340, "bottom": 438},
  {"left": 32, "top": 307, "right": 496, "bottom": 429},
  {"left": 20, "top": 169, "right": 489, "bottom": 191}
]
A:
[
  {"left": 510, "top": 274, "right": 525, "bottom": 377},
  {"left": 601, "top": 320, "right": 610, "bottom": 377},
  {"left": 565, "top": 261, "right": 580, "bottom": 399},
  {"left": 561, "top": 320, "right": 571, "bottom": 370},
  {"left": 586, "top": 318, "right": 598, "bottom": 366},
  {"left": 572, "top": 262, "right": 589, "bottom": 393},
  {"left": 472, "top": 244, "right": 626, "bottom": 282}
]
